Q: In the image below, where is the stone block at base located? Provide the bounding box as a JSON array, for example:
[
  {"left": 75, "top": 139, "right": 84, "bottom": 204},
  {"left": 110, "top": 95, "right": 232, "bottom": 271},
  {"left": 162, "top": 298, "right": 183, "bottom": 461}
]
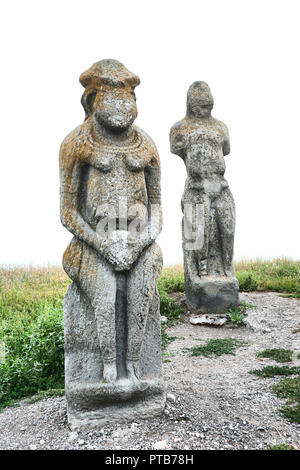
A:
[
  {"left": 186, "top": 275, "right": 239, "bottom": 315},
  {"left": 66, "top": 379, "right": 165, "bottom": 430}
]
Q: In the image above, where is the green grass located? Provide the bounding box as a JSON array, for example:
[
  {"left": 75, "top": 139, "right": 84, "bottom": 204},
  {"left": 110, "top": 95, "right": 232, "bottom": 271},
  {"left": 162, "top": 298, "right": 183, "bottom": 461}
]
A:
[
  {"left": 257, "top": 348, "right": 293, "bottom": 363},
  {"left": 158, "top": 266, "right": 185, "bottom": 294},
  {"left": 236, "top": 272, "right": 258, "bottom": 292},
  {"left": 234, "top": 258, "right": 300, "bottom": 296},
  {"left": 272, "top": 377, "right": 300, "bottom": 424},
  {"left": 158, "top": 289, "right": 184, "bottom": 326},
  {"left": 278, "top": 404, "right": 300, "bottom": 424},
  {"left": 226, "top": 302, "right": 255, "bottom": 326},
  {"left": 185, "top": 338, "right": 247, "bottom": 358},
  {"left": 272, "top": 376, "right": 300, "bottom": 401},
  {"left": 250, "top": 366, "right": 300, "bottom": 377},
  {"left": 161, "top": 325, "right": 177, "bottom": 352},
  {"left": 250, "top": 347, "right": 300, "bottom": 424},
  {"left": 0, "top": 305, "right": 65, "bottom": 411},
  {"left": 266, "top": 443, "right": 295, "bottom": 450},
  {"left": 0, "top": 267, "right": 67, "bottom": 410}
]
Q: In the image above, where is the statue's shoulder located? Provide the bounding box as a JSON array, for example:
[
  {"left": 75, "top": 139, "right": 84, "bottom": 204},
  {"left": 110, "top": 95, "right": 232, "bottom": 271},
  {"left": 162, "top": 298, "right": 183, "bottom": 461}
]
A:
[
  {"left": 134, "top": 126, "right": 160, "bottom": 165},
  {"left": 134, "top": 125, "right": 157, "bottom": 150},
  {"left": 170, "top": 119, "right": 188, "bottom": 136},
  {"left": 213, "top": 118, "right": 229, "bottom": 138},
  {"left": 60, "top": 121, "right": 91, "bottom": 162},
  {"left": 169, "top": 119, "right": 188, "bottom": 159}
]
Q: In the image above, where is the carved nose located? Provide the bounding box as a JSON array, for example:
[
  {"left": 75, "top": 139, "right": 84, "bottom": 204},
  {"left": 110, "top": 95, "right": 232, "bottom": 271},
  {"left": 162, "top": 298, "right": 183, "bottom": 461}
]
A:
[
  {"left": 113, "top": 99, "right": 136, "bottom": 114},
  {"left": 100, "top": 99, "right": 137, "bottom": 126}
]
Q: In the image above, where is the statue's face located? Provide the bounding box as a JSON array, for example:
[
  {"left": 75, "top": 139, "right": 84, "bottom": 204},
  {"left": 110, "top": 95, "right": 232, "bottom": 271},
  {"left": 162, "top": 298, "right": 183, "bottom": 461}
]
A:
[
  {"left": 93, "top": 82, "right": 138, "bottom": 131},
  {"left": 187, "top": 82, "right": 214, "bottom": 118}
]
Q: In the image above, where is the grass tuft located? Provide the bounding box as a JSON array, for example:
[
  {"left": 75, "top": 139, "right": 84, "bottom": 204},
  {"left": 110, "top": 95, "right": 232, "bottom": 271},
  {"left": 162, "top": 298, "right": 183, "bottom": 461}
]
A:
[
  {"left": 161, "top": 325, "right": 177, "bottom": 352},
  {"left": 158, "top": 289, "right": 184, "bottom": 326},
  {"left": 185, "top": 338, "right": 247, "bottom": 358},
  {"left": 278, "top": 404, "right": 300, "bottom": 424},
  {"left": 226, "top": 302, "right": 255, "bottom": 326},
  {"left": 250, "top": 347, "right": 300, "bottom": 424},
  {"left": 257, "top": 348, "right": 293, "bottom": 363},
  {"left": 272, "top": 376, "right": 300, "bottom": 402},
  {"left": 250, "top": 366, "right": 300, "bottom": 377},
  {"left": 266, "top": 443, "right": 295, "bottom": 450},
  {"left": 273, "top": 375, "right": 300, "bottom": 424}
]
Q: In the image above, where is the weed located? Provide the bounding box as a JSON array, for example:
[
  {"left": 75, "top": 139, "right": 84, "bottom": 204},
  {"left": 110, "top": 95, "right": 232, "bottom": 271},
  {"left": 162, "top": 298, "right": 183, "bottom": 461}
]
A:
[
  {"left": 236, "top": 272, "right": 258, "bottom": 292},
  {"left": 226, "top": 303, "right": 254, "bottom": 326},
  {"left": 250, "top": 366, "right": 300, "bottom": 377},
  {"left": 257, "top": 349, "right": 293, "bottom": 363},
  {"left": 161, "top": 325, "right": 177, "bottom": 351},
  {"left": 272, "top": 376, "right": 300, "bottom": 402},
  {"left": 266, "top": 443, "right": 295, "bottom": 450},
  {"left": 278, "top": 404, "right": 300, "bottom": 424},
  {"left": 158, "top": 269, "right": 185, "bottom": 294},
  {"left": 251, "top": 354, "right": 300, "bottom": 424},
  {"left": 186, "top": 338, "right": 247, "bottom": 358},
  {"left": 159, "top": 290, "right": 184, "bottom": 326}
]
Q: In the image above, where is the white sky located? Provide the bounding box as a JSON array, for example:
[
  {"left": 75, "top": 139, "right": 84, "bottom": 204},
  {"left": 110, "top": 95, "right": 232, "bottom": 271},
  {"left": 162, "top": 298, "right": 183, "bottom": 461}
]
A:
[{"left": 1, "top": 0, "right": 299, "bottom": 267}]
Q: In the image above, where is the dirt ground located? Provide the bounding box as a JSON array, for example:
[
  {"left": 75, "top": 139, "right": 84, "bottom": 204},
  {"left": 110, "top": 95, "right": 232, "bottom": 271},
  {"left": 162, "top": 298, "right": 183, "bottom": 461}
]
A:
[{"left": 0, "top": 292, "right": 299, "bottom": 450}]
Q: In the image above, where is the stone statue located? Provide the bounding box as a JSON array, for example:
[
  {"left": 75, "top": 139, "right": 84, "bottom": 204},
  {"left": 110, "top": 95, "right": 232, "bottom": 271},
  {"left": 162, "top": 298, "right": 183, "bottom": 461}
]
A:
[
  {"left": 59, "top": 59, "right": 165, "bottom": 429},
  {"left": 170, "top": 81, "right": 239, "bottom": 315}
]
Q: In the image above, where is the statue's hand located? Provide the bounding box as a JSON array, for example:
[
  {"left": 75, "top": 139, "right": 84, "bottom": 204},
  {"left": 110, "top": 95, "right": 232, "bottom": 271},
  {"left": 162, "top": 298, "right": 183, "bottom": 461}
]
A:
[{"left": 100, "top": 231, "right": 138, "bottom": 271}]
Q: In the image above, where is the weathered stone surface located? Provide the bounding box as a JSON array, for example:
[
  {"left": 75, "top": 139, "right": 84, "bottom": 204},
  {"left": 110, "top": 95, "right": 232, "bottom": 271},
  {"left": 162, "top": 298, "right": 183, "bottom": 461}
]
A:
[
  {"left": 170, "top": 81, "right": 239, "bottom": 314},
  {"left": 189, "top": 314, "right": 227, "bottom": 327},
  {"left": 60, "top": 59, "right": 165, "bottom": 429}
]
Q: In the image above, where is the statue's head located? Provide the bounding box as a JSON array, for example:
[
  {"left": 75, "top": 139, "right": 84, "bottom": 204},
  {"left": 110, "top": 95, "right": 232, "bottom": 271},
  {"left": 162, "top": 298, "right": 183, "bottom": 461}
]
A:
[
  {"left": 80, "top": 59, "right": 140, "bottom": 131},
  {"left": 186, "top": 81, "right": 214, "bottom": 119}
]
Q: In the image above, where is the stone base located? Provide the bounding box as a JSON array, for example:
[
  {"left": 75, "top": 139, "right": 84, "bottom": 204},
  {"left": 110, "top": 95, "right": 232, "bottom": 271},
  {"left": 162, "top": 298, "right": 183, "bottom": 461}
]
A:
[
  {"left": 66, "top": 378, "right": 165, "bottom": 430},
  {"left": 186, "top": 275, "right": 239, "bottom": 315}
]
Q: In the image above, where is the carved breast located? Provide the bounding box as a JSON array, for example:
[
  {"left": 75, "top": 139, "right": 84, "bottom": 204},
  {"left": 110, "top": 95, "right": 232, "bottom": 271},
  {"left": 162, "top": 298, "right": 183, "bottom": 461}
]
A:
[
  {"left": 186, "top": 126, "right": 226, "bottom": 178},
  {"left": 78, "top": 128, "right": 153, "bottom": 228}
]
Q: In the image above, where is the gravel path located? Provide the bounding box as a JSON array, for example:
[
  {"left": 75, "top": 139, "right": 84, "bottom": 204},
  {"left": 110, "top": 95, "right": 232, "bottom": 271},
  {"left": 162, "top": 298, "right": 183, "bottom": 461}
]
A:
[{"left": 0, "top": 292, "right": 299, "bottom": 450}]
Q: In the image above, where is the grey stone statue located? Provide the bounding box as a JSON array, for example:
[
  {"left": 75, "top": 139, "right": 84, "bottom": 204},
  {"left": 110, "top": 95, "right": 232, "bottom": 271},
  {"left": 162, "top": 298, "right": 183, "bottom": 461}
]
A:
[
  {"left": 170, "top": 81, "right": 239, "bottom": 314},
  {"left": 59, "top": 59, "right": 165, "bottom": 429}
]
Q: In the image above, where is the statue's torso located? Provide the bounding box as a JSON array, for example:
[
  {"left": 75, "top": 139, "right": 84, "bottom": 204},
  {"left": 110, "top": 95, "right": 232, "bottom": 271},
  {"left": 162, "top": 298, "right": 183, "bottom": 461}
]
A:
[
  {"left": 186, "top": 126, "right": 226, "bottom": 179},
  {"left": 172, "top": 118, "right": 230, "bottom": 202},
  {"left": 65, "top": 121, "right": 155, "bottom": 229},
  {"left": 82, "top": 160, "right": 148, "bottom": 228}
]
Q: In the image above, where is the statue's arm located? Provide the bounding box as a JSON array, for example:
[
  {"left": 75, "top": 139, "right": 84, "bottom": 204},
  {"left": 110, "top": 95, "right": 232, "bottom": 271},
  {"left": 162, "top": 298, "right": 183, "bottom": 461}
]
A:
[
  {"left": 222, "top": 123, "right": 230, "bottom": 156},
  {"left": 144, "top": 152, "right": 163, "bottom": 244},
  {"left": 170, "top": 123, "right": 187, "bottom": 159},
  {"left": 59, "top": 141, "right": 101, "bottom": 253},
  {"left": 124, "top": 150, "right": 162, "bottom": 266}
]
